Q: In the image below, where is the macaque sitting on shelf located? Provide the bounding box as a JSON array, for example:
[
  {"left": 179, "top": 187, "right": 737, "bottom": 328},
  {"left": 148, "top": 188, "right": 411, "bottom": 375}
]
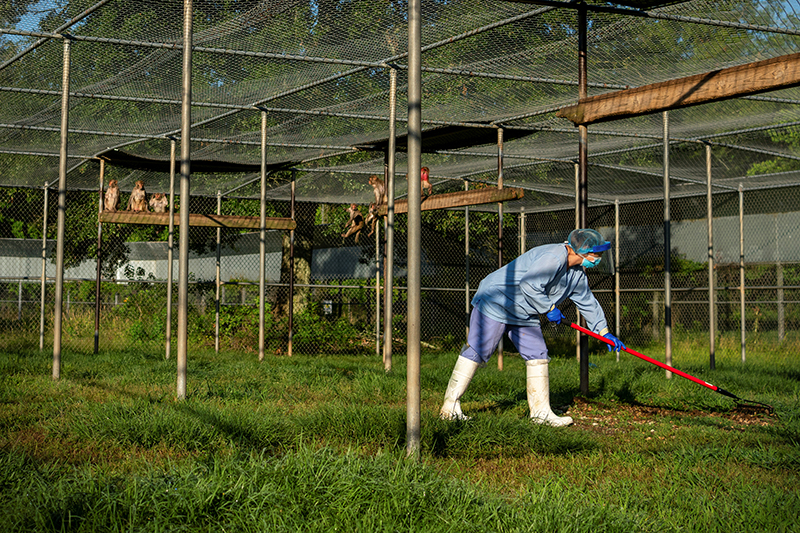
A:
[
  {"left": 421, "top": 166, "right": 433, "bottom": 197},
  {"left": 365, "top": 203, "right": 380, "bottom": 238},
  {"left": 341, "top": 203, "right": 366, "bottom": 244},
  {"left": 126, "top": 180, "right": 147, "bottom": 212},
  {"left": 149, "top": 192, "right": 168, "bottom": 213},
  {"left": 104, "top": 179, "right": 120, "bottom": 211},
  {"left": 369, "top": 174, "right": 387, "bottom": 206}
]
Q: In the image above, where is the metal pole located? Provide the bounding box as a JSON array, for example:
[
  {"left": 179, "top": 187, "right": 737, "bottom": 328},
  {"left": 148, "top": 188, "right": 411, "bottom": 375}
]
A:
[
  {"left": 663, "top": 111, "right": 672, "bottom": 378},
  {"left": 52, "top": 38, "right": 71, "bottom": 380},
  {"left": 39, "top": 182, "right": 48, "bottom": 351},
  {"left": 215, "top": 190, "right": 221, "bottom": 353},
  {"left": 376, "top": 215, "right": 381, "bottom": 356},
  {"left": 739, "top": 183, "right": 745, "bottom": 363},
  {"left": 776, "top": 214, "right": 784, "bottom": 343},
  {"left": 578, "top": 2, "right": 589, "bottom": 394},
  {"left": 288, "top": 171, "right": 296, "bottom": 357},
  {"left": 497, "top": 127, "right": 504, "bottom": 371},
  {"left": 93, "top": 159, "right": 104, "bottom": 354},
  {"left": 575, "top": 162, "right": 580, "bottom": 361},
  {"left": 383, "top": 68, "right": 397, "bottom": 372},
  {"left": 465, "top": 179, "right": 470, "bottom": 339},
  {"left": 17, "top": 280, "right": 22, "bottom": 321},
  {"left": 165, "top": 139, "right": 176, "bottom": 360},
  {"left": 407, "top": 0, "right": 422, "bottom": 459},
  {"left": 706, "top": 143, "right": 715, "bottom": 369},
  {"left": 259, "top": 111, "right": 267, "bottom": 361},
  {"left": 176, "top": 0, "right": 192, "bottom": 399},
  {"left": 519, "top": 207, "right": 526, "bottom": 254},
  {"left": 615, "top": 198, "right": 620, "bottom": 362}
]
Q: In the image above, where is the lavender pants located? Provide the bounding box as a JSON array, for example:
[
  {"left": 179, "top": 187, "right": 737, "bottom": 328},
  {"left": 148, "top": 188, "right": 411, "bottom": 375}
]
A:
[{"left": 460, "top": 309, "right": 549, "bottom": 363}]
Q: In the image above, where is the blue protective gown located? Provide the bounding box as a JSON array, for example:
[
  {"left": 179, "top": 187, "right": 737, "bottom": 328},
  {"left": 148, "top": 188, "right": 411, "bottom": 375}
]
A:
[{"left": 471, "top": 243, "right": 609, "bottom": 334}]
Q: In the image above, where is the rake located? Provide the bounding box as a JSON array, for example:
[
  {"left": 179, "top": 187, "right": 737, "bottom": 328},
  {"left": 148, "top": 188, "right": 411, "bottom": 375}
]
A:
[{"left": 569, "top": 322, "right": 774, "bottom": 414}]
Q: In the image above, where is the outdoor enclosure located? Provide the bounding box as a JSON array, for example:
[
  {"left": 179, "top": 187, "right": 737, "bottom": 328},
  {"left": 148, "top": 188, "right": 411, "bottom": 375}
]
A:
[{"left": 1, "top": 0, "right": 799, "bottom": 365}]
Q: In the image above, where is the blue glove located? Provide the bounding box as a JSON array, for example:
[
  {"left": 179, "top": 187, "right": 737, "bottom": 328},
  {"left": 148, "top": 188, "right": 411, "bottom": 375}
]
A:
[
  {"left": 603, "top": 333, "right": 626, "bottom": 352},
  {"left": 546, "top": 307, "right": 566, "bottom": 326}
]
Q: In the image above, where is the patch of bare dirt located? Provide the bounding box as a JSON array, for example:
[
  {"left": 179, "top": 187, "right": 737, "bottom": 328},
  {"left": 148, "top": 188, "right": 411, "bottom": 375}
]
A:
[{"left": 563, "top": 396, "right": 774, "bottom": 436}]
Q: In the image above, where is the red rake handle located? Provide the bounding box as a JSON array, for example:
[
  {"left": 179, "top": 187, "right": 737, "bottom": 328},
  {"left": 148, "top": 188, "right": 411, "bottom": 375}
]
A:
[{"left": 569, "top": 322, "right": 738, "bottom": 400}]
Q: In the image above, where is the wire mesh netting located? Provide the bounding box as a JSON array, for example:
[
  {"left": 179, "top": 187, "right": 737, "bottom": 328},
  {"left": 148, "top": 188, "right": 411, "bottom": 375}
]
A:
[{"left": 1, "top": 0, "right": 800, "bottom": 361}]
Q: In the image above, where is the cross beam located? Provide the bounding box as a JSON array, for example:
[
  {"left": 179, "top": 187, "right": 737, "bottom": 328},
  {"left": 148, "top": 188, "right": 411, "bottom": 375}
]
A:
[
  {"left": 99, "top": 211, "right": 296, "bottom": 230},
  {"left": 557, "top": 53, "right": 800, "bottom": 126},
  {"left": 377, "top": 187, "right": 523, "bottom": 216}
]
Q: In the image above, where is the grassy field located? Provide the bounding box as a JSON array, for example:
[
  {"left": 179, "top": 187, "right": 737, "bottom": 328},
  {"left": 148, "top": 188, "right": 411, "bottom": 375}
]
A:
[{"left": 1, "top": 338, "right": 798, "bottom": 532}]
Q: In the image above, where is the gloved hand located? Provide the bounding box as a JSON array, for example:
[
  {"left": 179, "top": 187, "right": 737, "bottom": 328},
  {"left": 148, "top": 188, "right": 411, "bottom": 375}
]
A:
[
  {"left": 603, "top": 333, "right": 626, "bottom": 352},
  {"left": 546, "top": 307, "right": 566, "bottom": 326}
]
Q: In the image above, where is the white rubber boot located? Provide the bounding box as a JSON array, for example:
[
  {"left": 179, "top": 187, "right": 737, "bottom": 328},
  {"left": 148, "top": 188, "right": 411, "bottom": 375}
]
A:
[
  {"left": 526, "top": 359, "right": 573, "bottom": 427},
  {"left": 440, "top": 356, "right": 479, "bottom": 420}
]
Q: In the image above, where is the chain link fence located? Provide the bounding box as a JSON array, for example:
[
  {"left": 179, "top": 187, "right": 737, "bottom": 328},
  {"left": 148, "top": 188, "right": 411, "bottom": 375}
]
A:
[{"left": 2, "top": 183, "right": 799, "bottom": 363}]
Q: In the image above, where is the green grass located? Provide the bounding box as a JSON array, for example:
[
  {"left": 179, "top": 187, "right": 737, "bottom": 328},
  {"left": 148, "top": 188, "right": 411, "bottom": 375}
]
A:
[{"left": 1, "top": 342, "right": 798, "bottom": 532}]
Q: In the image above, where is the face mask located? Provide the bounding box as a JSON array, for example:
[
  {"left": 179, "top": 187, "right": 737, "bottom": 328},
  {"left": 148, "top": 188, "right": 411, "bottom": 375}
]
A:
[{"left": 580, "top": 255, "right": 602, "bottom": 268}]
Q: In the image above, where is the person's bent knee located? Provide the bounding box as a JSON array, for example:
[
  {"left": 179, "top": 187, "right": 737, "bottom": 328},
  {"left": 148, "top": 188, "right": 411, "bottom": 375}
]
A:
[{"left": 460, "top": 343, "right": 491, "bottom": 364}]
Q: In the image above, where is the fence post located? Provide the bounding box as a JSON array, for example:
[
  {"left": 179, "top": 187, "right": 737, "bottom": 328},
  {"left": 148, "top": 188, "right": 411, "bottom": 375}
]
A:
[
  {"left": 497, "top": 127, "right": 504, "bottom": 371},
  {"left": 739, "top": 183, "right": 745, "bottom": 362},
  {"left": 663, "top": 111, "right": 672, "bottom": 379},
  {"left": 215, "top": 190, "right": 221, "bottom": 353},
  {"left": 777, "top": 261, "right": 784, "bottom": 342},
  {"left": 615, "top": 198, "right": 620, "bottom": 362},
  {"left": 40, "top": 182, "right": 49, "bottom": 351},
  {"left": 706, "top": 143, "right": 715, "bottom": 370}
]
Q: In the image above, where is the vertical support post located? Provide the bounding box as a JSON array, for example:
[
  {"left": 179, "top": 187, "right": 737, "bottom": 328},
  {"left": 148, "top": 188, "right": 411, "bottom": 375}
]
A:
[
  {"left": 776, "top": 215, "right": 784, "bottom": 343},
  {"left": 577, "top": 1, "right": 589, "bottom": 394},
  {"left": 519, "top": 207, "right": 526, "bottom": 254},
  {"left": 376, "top": 215, "right": 381, "bottom": 356},
  {"left": 93, "top": 159, "right": 105, "bottom": 354},
  {"left": 288, "top": 171, "right": 296, "bottom": 357},
  {"left": 615, "top": 198, "right": 620, "bottom": 362},
  {"left": 52, "top": 37, "right": 71, "bottom": 380},
  {"left": 575, "top": 162, "right": 580, "bottom": 361},
  {"left": 497, "top": 127, "right": 504, "bottom": 371},
  {"left": 176, "top": 0, "right": 193, "bottom": 399},
  {"left": 407, "top": 0, "right": 422, "bottom": 459},
  {"left": 706, "top": 143, "right": 715, "bottom": 369},
  {"left": 165, "top": 139, "right": 176, "bottom": 360},
  {"left": 383, "top": 67, "right": 397, "bottom": 372},
  {"left": 777, "top": 261, "right": 784, "bottom": 342},
  {"left": 663, "top": 111, "right": 672, "bottom": 378},
  {"left": 465, "top": 179, "right": 470, "bottom": 339},
  {"left": 739, "top": 183, "right": 745, "bottom": 363},
  {"left": 40, "top": 182, "right": 49, "bottom": 351},
  {"left": 18, "top": 280, "right": 23, "bottom": 321},
  {"left": 259, "top": 111, "right": 267, "bottom": 361},
  {"left": 215, "top": 190, "right": 221, "bottom": 354}
]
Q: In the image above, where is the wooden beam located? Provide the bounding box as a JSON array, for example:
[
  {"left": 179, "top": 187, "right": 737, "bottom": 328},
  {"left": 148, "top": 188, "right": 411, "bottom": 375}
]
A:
[
  {"left": 557, "top": 53, "right": 800, "bottom": 126},
  {"left": 99, "top": 210, "right": 296, "bottom": 230},
  {"left": 377, "top": 187, "right": 523, "bottom": 216}
]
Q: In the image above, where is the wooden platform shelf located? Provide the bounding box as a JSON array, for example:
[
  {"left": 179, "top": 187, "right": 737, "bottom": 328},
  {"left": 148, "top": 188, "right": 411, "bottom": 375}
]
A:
[
  {"left": 99, "top": 211, "right": 296, "bottom": 230},
  {"left": 377, "top": 187, "right": 524, "bottom": 216}
]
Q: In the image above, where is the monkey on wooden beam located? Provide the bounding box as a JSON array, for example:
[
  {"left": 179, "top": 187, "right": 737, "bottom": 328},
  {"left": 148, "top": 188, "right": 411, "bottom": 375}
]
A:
[
  {"left": 126, "top": 180, "right": 147, "bottom": 212},
  {"left": 149, "top": 192, "right": 168, "bottom": 213},
  {"left": 104, "top": 179, "right": 120, "bottom": 212},
  {"left": 341, "top": 203, "right": 366, "bottom": 244}
]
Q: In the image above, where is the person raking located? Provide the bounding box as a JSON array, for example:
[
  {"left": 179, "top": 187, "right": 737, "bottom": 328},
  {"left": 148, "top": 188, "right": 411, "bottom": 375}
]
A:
[{"left": 439, "top": 228, "right": 626, "bottom": 426}]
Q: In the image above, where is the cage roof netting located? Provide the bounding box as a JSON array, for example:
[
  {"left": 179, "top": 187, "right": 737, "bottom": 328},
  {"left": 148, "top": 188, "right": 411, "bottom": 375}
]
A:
[{"left": 0, "top": 0, "right": 798, "bottom": 213}]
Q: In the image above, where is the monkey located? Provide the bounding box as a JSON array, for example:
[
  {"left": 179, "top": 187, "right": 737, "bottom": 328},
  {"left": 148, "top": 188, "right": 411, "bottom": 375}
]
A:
[
  {"left": 365, "top": 202, "right": 380, "bottom": 238},
  {"left": 149, "top": 192, "right": 168, "bottom": 213},
  {"left": 104, "top": 179, "right": 120, "bottom": 212},
  {"left": 341, "top": 203, "right": 366, "bottom": 244},
  {"left": 421, "top": 166, "right": 433, "bottom": 198},
  {"left": 368, "top": 174, "right": 387, "bottom": 206},
  {"left": 126, "top": 180, "right": 147, "bottom": 212}
]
